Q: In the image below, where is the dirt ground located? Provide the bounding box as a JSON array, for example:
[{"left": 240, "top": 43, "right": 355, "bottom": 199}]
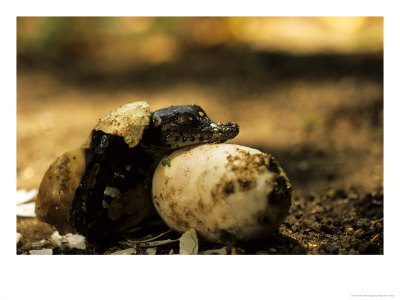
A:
[{"left": 16, "top": 50, "right": 383, "bottom": 254}]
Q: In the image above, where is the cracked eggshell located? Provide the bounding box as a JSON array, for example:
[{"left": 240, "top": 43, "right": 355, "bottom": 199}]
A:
[
  {"left": 152, "top": 144, "right": 292, "bottom": 243},
  {"left": 35, "top": 101, "right": 150, "bottom": 236},
  {"left": 94, "top": 101, "right": 150, "bottom": 148},
  {"left": 35, "top": 147, "right": 88, "bottom": 234}
]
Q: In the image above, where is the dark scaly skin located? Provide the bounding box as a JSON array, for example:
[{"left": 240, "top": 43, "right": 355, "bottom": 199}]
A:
[
  {"left": 70, "top": 105, "right": 239, "bottom": 244},
  {"left": 70, "top": 131, "right": 148, "bottom": 241}
]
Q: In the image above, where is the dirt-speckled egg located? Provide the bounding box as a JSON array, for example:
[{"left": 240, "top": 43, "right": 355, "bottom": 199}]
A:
[
  {"left": 152, "top": 144, "right": 292, "bottom": 243},
  {"left": 35, "top": 146, "right": 88, "bottom": 235}
]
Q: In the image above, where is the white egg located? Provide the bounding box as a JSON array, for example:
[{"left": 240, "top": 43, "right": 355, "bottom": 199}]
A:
[{"left": 152, "top": 144, "right": 292, "bottom": 243}]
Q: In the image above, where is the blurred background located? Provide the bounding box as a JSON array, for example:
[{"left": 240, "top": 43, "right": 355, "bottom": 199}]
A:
[{"left": 17, "top": 17, "right": 383, "bottom": 196}]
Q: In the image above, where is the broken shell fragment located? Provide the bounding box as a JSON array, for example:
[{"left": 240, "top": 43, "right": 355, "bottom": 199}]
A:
[
  {"left": 50, "top": 231, "right": 87, "bottom": 251},
  {"left": 29, "top": 249, "right": 53, "bottom": 255},
  {"left": 179, "top": 228, "right": 199, "bottom": 255},
  {"left": 17, "top": 232, "right": 22, "bottom": 245},
  {"left": 93, "top": 101, "right": 150, "bottom": 148},
  {"left": 35, "top": 147, "right": 88, "bottom": 234},
  {"left": 152, "top": 144, "right": 292, "bottom": 243}
]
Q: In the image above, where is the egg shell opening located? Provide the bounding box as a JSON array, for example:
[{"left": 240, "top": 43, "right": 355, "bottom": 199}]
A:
[{"left": 35, "top": 146, "right": 88, "bottom": 235}]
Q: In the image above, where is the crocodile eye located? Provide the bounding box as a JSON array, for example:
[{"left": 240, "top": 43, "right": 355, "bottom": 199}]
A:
[
  {"left": 177, "top": 115, "right": 186, "bottom": 123},
  {"left": 152, "top": 113, "right": 162, "bottom": 127},
  {"left": 177, "top": 114, "right": 193, "bottom": 123}
]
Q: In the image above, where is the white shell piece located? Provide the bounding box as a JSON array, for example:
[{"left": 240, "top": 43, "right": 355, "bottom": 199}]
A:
[
  {"left": 29, "top": 249, "right": 53, "bottom": 255},
  {"left": 31, "top": 240, "right": 47, "bottom": 247},
  {"left": 94, "top": 101, "right": 151, "bottom": 148},
  {"left": 16, "top": 202, "right": 36, "bottom": 218},
  {"left": 50, "top": 231, "right": 86, "bottom": 250},
  {"left": 145, "top": 247, "right": 157, "bottom": 255},
  {"left": 179, "top": 229, "right": 199, "bottom": 255},
  {"left": 17, "top": 233, "right": 22, "bottom": 244},
  {"left": 16, "top": 189, "right": 38, "bottom": 205},
  {"left": 50, "top": 231, "right": 63, "bottom": 248},
  {"left": 65, "top": 233, "right": 86, "bottom": 250}
]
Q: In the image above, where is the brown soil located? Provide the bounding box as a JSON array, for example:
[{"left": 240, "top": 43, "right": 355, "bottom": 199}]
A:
[{"left": 17, "top": 50, "right": 383, "bottom": 254}]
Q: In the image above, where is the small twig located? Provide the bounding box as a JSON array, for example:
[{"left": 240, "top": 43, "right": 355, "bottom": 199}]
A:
[
  {"left": 139, "top": 239, "right": 178, "bottom": 247},
  {"left": 302, "top": 222, "right": 324, "bottom": 235},
  {"left": 120, "top": 229, "right": 173, "bottom": 246},
  {"left": 370, "top": 233, "right": 380, "bottom": 242}
]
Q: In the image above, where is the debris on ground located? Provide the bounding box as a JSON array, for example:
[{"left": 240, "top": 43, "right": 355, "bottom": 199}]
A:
[
  {"left": 50, "top": 231, "right": 87, "bottom": 251},
  {"left": 16, "top": 189, "right": 37, "bottom": 205},
  {"left": 17, "top": 50, "right": 383, "bottom": 255},
  {"left": 145, "top": 247, "right": 157, "bottom": 255},
  {"left": 201, "top": 247, "right": 228, "bottom": 255},
  {"left": 110, "top": 248, "right": 137, "bottom": 255},
  {"left": 16, "top": 189, "right": 37, "bottom": 217},
  {"left": 29, "top": 249, "right": 53, "bottom": 255},
  {"left": 17, "top": 233, "right": 22, "bottom": 245},
  {"left": 179, "top": 229, "right": 199, "bottom": 255}
]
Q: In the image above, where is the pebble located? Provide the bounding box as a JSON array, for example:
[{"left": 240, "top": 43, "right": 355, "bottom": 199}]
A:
[
  {"left": 346, "top": 227, "right": 354, "bottom": 234},
  {"left": 29, "top": 249, "right": 53, "bottom": 255},
  {"left": 354, "top": 229, "right": 364, "bottom": 237}
]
